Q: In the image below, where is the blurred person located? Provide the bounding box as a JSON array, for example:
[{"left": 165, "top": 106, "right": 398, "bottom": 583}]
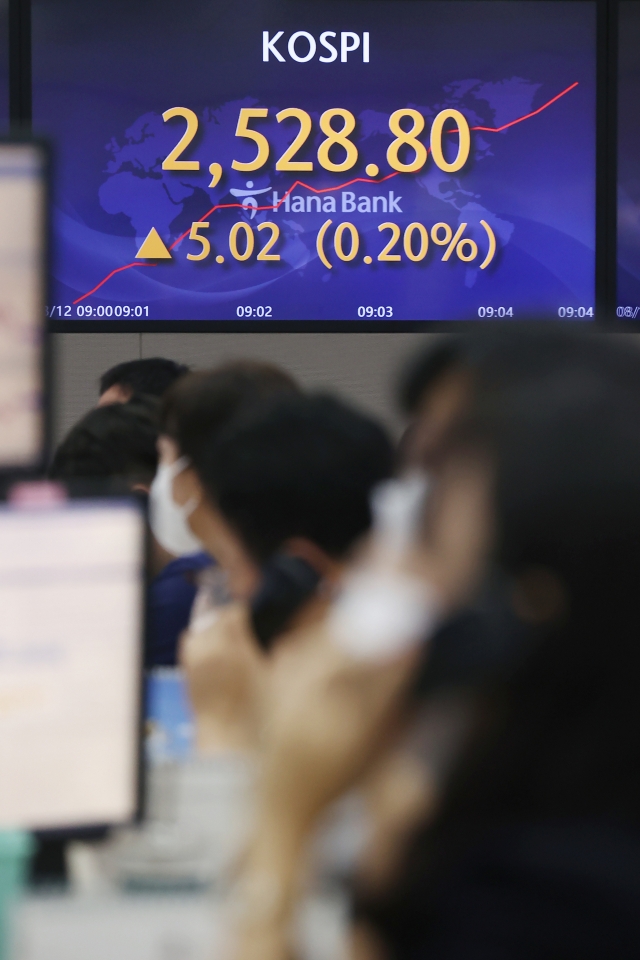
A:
[
  {"left": 347, "top": 336, "right": 533, "bottom": 900},
  {"left": 194, "top": 393, "right": 395, "bottom": 608},
  {"left": 150, "top": 361, "right": 301, "bottom": 752},
  {"left": 230, "top": 330, "right": 640, "bottom": 960},
  {"left": 174, "top": 392, "right": 394, "bottom": 756},
  {"left": 399, "top": 335, "right": 534, "bottom": 699},
  {"left": 228, "top": 414, "right": 487, "bottom": 960},
  {"left": 221, "top": 341, "right": 485, "bottom": 960},
  {"left": 50, "top": 396, "right": 160, "bottom": 485},
  {"left": 397, "top": 335, "right": 469, "bottom": 467},
  {"left": 98, "top": 356, "right": 189, "bottom": 405},
  {"left": 359, "top": 330, "right": 640, "bottom": 960},
  {"left": 49, "top": 398, "right": 210, "bottom": 666},
  {"left": 152, "top": 361, "right": 300, "bottom": 577}
]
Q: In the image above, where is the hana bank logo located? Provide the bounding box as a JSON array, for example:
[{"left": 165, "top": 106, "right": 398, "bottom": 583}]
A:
[
  {"left": 263, "top": 31, "right": 370, "bottom": 63},
  {"left": 229, "top": 180, "right": 271, "bottom": 219}
]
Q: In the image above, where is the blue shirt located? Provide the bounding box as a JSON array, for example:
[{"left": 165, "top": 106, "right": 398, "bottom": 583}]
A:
[{"left": 147, "top": 552, "right": 213, "bottom": 667}]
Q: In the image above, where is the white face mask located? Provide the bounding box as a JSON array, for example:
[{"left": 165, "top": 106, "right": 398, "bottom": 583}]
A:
[
  {"left": 329, "top": 472, "right": 441, "bottom": 661},
  {"left": 149, "top": 456, "right": 203, "bottom": 557}
]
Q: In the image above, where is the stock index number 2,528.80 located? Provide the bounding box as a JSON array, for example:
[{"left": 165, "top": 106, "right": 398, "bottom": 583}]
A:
[{"left": 162, "top": 104, "right": 472, "bottom": 180}]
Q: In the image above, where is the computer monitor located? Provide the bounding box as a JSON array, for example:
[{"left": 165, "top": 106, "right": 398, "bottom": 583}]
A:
[
  {"left": 32, "top": 0, "right": 597, "bottom": 326},
  {"left": 0, "top": 492, "right": 145, "bottom": 831},
  {"left": 0, "top": 140, "right": 47, "bottom": 467},
  {"left": 0, "top": 0, "right": 7, "bottom": 130},
  {"left": 617, "top": 0, "right": 640, "bottom": 318}
]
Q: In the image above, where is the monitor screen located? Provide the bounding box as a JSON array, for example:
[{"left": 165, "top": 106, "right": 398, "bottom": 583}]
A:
[
  {"left": 0, "top": 497, "right": 144, "bottom": 830},
  {"left": 617, "top": 0, "right": 640, "bottom": 318},
  {"left": 0, "top": 142, "right": 46, "bottom": 467},
  {"left": 33, "top": 0, "right": 596, "bottom": 324}
]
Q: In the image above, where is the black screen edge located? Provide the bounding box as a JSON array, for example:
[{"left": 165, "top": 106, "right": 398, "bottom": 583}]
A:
[
  {"left": 9, "top": 0, "right": 30, "bottom": 128},
  {"left": 596, "top": 0, "right": 617, "bottom": 323}
]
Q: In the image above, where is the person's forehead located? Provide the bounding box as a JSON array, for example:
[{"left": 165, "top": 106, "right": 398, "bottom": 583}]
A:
[{"left": 404, "top": 368, "right": 472, "bottom": 468}]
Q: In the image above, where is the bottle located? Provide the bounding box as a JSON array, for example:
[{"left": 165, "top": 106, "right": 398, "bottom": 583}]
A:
[{"left": 0, "top": 829, "right": 34, "bottom": 960}]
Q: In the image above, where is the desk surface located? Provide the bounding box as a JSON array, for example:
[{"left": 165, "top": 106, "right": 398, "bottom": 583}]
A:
[{"left": 15, "top": 890, "right": 347, "bottom": 960}]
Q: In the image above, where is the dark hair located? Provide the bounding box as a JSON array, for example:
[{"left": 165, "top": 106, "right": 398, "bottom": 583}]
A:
[
  {"left": 357, "top": 331, "right": 640, "bottom": 958},
  {"left": 399, "top": 337, "right": 464, "bottom": 415},
  {"left": 160, "top": 361, "right": 299, "bottom": 464},
  {"left": 99, "top": 357, "right": 189, "bottom": 399},
  {"left": 49, "top": 397, "right": 159, "bottom": 484},
  {"left": 199, "top": 393, "right": 394, "bottom": 564},
  {"left": 430, "top": 328, "right": 640, "bottom": 828}
]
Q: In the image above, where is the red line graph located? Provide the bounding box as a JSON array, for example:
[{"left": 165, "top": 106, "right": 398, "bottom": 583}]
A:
[
  {"left": 473, "top": 81, "right": 579, "bottom": 132},
  {"left": 73, "top": 82, "right": 579, "bottom": 305}
]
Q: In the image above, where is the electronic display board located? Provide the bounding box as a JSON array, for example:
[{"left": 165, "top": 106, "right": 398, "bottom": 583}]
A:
[
  {"left": 617, "top": 0, "right": 640, "bottom": 319},
  {"left": 33, "top": 0, "right": 596, "bottom": 325}
]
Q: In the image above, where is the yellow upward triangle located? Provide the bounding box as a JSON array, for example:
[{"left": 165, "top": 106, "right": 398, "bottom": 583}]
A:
[{"left": 136, "top": 227, "right": 172, "bottom": 259}]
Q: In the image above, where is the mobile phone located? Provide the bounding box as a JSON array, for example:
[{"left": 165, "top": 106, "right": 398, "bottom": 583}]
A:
[{"left": 250, "top": 554, "right": 321, "bottom": 650}]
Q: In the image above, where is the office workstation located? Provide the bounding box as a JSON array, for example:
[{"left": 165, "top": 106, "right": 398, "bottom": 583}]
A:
[{"left": 1, "top": 3, "right": 640, "bottom": 959}]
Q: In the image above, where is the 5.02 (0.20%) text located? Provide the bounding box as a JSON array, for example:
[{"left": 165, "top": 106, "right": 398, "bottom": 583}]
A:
[{"left": 178, "top": 218, "right": 498, "bottom": 270}]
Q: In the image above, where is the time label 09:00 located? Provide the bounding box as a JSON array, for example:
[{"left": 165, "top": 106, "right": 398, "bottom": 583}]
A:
[{"left": 47, "top": 305, "right": 150, "bottom": 318}]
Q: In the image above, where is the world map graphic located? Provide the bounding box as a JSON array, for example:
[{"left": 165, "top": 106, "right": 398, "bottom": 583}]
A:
[{"left": 86, "top": 77, "right": 551, "bottom": 301}]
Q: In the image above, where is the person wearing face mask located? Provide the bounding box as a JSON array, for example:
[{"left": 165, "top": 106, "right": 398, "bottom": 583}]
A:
[
  {"left": 167, "top": 391, "right": 394, "bottom": 759},
  {"left": 150, "top": 361, "right": 300, "bottom": 564},
  {"left": 224, "top": 429, "right": 482, "bottom": 960},
  {"left": 192, "top": 392, "right": 395, "bottom": 614},
  {"left": 149, "top": 452, "right": 206, "bottom": 558},
  {"left": 229, "top": 330, "right": 640, "bottom": 960},
  {"left": 148, "top": 362, "right": 300, "bottom": 691}
]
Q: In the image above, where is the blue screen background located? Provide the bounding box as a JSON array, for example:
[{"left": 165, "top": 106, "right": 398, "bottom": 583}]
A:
[{"left": 32, "top": 0, "right": 596, "bottom": 322}]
